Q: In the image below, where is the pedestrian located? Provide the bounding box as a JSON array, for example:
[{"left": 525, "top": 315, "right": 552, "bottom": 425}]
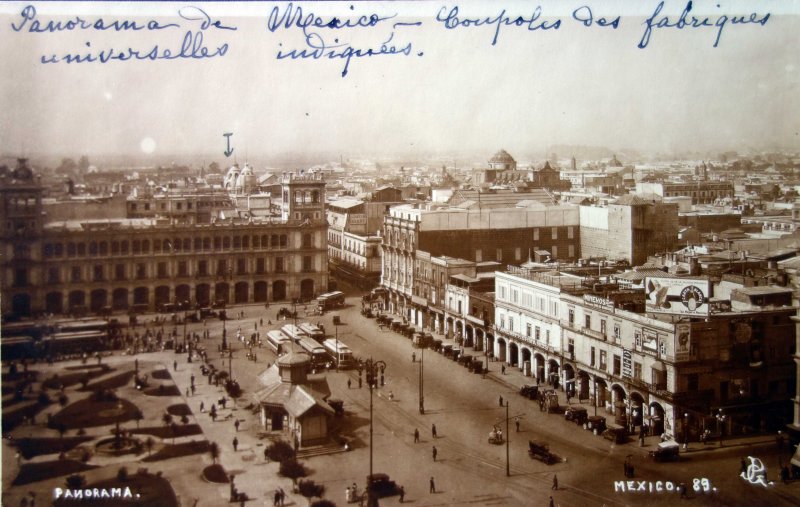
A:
[
  {"left": 358, "top": 377, "right": 362, "bottom": 388},
  {"left": 399, "top": 485, "right": 405, "bottom": 503},
  {"left": 273, "top": 490, "right": 280, "bottom": 506},
  {"left": 232, "top": 436, "right": 238, "bottom": 452},
  {"left": 432, "top": 423, "right": 437, "bottom": 439},
  {"left": 432, "top": 446, "right": 437, "bottom": 461},
  {"left": 552, "top": 474, "right": 558, "bottom": 490},
  {"left": 499, "top": 395, "right": 504, "bottom": 407},
  {"left": 191, "top": 384, "right": 196, "bottom": 395},
  {"left": 740, "top": 457, "right": 747, "bottom": 475},
  {"left": 429, "top": 476, "right": 436, "bottom": 494},
  {"left": 414, "top": 428, "right": 420, "bottom": 443},
  {"left": 679, "top": 482, "right": 687, "bottom": 498},
  {"left": 186, "top": 387, "right": 190, "bottom": 397},
  {"left": 347, "top": 378, "right": 352, "bottom": 389},
  {"left": 264, "top": 447, "right": 269, "bottom": 461},
  {"left": 501, "top": 364, "right": 506, "bottom": 375},
  {"left": 234, "top": 419, "right": 240, "bottom": 432},
  {"left": 173, "top": 360, "right": 178, "bottom": 371},
  {"left": 279, "top": 488, "right": 285, "bottom": 506},
  {"left": 515, "top": 417, "right": 520, "bottom": 432},
  {"left": 190, "top": 374, "right": 195, "bottom": 386},
  {"left": 412, "top": 352, "right": 416, "bottom": 362},
  {"left": 549, "top": 496, "right": 554, "bottom": 507},
  {"left": 200, "top": 401, "right": 205, "bottom": 412}
]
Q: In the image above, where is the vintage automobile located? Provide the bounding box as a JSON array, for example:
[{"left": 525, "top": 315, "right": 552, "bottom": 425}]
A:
[
  {"left": 649, "top": 440, "right": 680, "bottom": 462},
  {"left": 519, "top": 384, "right": 539, "bottom": 400},
  {"left": 367, "top": 473, "right": 400, "bottom": 498},
  {"left": 488, "top": 427, "right": 504, "bottom": 445},
  {"left": 602, "top": 425, "right": 629, "bottom": 444},
  {"left": 541, "top": 389, "right": 561, "bottom": 413},
  {"left": 586, "top": 415, "right": 607, "bottom": 433},
  {"left": 528, "top": 440, "right": 559, "bottom": 465},
  {"left": 564, "top": 406, "right": 588, "bottom": 425}
]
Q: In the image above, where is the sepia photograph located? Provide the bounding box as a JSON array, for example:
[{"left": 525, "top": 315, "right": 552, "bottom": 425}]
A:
[{"left": 1, "top": 1, "right": 799, "bottom": 505}]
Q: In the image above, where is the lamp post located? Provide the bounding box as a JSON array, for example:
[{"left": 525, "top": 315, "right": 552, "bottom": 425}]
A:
[
  {"left": 716, "top": 409, "right": 726, "bottom": 447},
  {"left": 418, "top": 342, "right": 425, "bottom": 414},
  {"left": 504, "top": 400, "right": 510, "bottom": 477},
  {"left": 364, "top": 358, "right": 386, "bottom": 506}
]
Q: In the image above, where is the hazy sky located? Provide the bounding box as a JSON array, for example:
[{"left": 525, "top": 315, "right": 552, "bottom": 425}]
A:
[{"left": 1, "top": 0, "right": 798, "bottom": 160}]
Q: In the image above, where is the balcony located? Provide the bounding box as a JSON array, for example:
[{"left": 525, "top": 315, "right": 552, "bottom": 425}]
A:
[{"left": 581, "top": 327, "right": 607, "bottom": 341}]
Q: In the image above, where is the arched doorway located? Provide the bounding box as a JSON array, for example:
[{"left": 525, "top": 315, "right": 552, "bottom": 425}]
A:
[
  {"left": 175, "top": 285, "right": 191, "bottom": 305},
  {"left": 112, "top": 288, "right": 128, "bottom": 311},
  {"left": 234, "top": 282, "right": 249, "bottom": 304},
  {"left": 90, "top": 289, "right": 108, "bottom": 313},
  {"left": 630, "top": 391, "right": 646, "bottom": 429},
  {"left": 300, "top": 279, "right": 315, "bottom": 301},
  {"left": 547, "top": 359, "right": 560, "bottom": 389},
  {"left": 576, "top": 371, "right": 590, "bottom": 401},
  {"left": 649, "top": 402, "right": 666, "bottom": 436},
  {"left": 11, "top": 293, "right": 31, "bottom": 317},
  {"left": 495, "top": 338, "right": 507, "bottom": 362},
  {"left": 214, "top": 283, "right": 230, "bottom": 305},
  {"left": 485, "top": 333, "right": 495, "bottom": 357},
  {"left": 474, "top": 329, "right": 484, "bottom": 352},
  {"left": 445, "top": 317, "right": 454, "bottom": 339},
  {"left": 464, "top": 325, "right": 474, "bottom": 347},
  {"left": 254, "top": 281, "right": 268, "bottom": 303},
  {"left": 68, "top": 290, "right": 86, "bottom": 310},
  {"left": 611, "top": 384, "right": 627, "bottom": 424},
  {"left": 272, "top": 280, "right": 286, "bottom": 301},
  {"left": 595, "top": 378, "right": 609, "bottom": 412},
  {"left": 562, "top": 363, "right": 576, "bottom": 394},
  {"left": 45, "top": 292, "right": 63, "bottom": 314},
  {"left": 534, "top": 353, "right": 546, "bottom": 383},
  {"left": 520, "top": 347, "right": 532, "bottom": 376},
  {"left": 133, "top": 287, "right": 148, "bottom": 306},
  {"left": 195, "top": 284, "right": 210, "bottom": 307},
  {"left": 508, "top": 342, "right": 519, "bottom": 366},
  {"left": 155, "top": 286, "right": 170, "bottom": 308}
]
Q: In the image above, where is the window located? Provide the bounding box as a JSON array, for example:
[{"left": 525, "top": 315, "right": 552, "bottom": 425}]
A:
[
  {"left": 568, "top": 338, "right": 575, "bottom": 356},
  {"left": 157, "top": 262, "right": 168, "bottom": 278},
  {"left": 568, "top": 226, "right": 574, "bottom": 239},
  {"left": 303, "top": 256, "right": 313, "bottom": 272},
  {"left": 613, "top": 324, "right": 621, "bottom": 343},
  {"left": 515, "top": 247, "right": 521, "bottom": 261},
  {"left": 217, "top": 260, "right": 226, "bottom": 276},
  {"left": 302, "top": 233, "right": 312, "bottom": 248},
  {"left": 613, "top": 354, "right": 621, "bottom": 375},
  {"left": 136, "top": 263, "right": 146, "bottom": 279},
  {"left": 256, "top": 258, "right": 265, "bottom": 274},
  {"left": 634, "top": 330, "right": 642, "bottom": 350},
  {"left": 47, "top": 267, "right": 59, "bottom": 284},
  {"left": 535, "top": 326, "right": 540, "bottom": 341},
  {"left": 198, "top": 260, "right": 208, "bottom": 276},
  {"left": 499, "top": 315, "right": 505, "bottom": 330},
  {"left": 115, "top": 264, "right": 126, "bottom": 281},
  {"left": 552, "top": 245, "right": 558, "bottom": 258},
  {"left": 545, "top": 330, "right": 550, "bottom": 344},
  {"left": 526, "top": 323, "right": 532, "bottom": 337},
  {"left": 178, "top": 261, "right": 188, "bottom": 277},
  {"left": 584, "top": 315, "right": 591, "bottom": 329},
  {"left": 275, "top": 257, "right": 285, "bottom": 273},
  {"left": 687, "top": 374, "right": 699, "bottom": 392},
  {"left": 14, "top": 268, "right": 28, "bottom": 286},
  {"left": 512, "top": 289, "right": 518, "bottom": 304},
  {"left": 568, "top": 244, "right": 575, "bottom": 257},
  {"left": 496, "top": 248, "right": 502, "bottom": 261},
  {"left": 237, "top": 258, "right": 246, "bottom": 275},
  {"left": 279, "top": 235, "right": 288, "bottom": 248},
  {"left": 508, "top": 317, "right": 514, "bottom": 332},
  {"left": 533, "top": 228, "right": 539, "bottom": 240},
  {"left": 599, "top": 350, "right": 607, "bottom": 371},
  {"left": 600, "top": 320, "right": 607, "bottom": 337},
  {"left": 633, "top": 362, "right": 642, "bottom": 380},
  {"left": 552, "top": 228, "right": 558, "bottom": 240},
  {"left": 71, "top": 266, "right": 81, "bottom": 282},
  {"left": 590, "top": 346, "right": 596, "bottom": 367},
  {"left": 568, "top": 308, "right": 575, "bottom": 326},
  {"left": 93, "top": 265, "right": 104, "bottom": 281},
  {"left": 475, "top": 249, "right": 482, "bottom": 262}
]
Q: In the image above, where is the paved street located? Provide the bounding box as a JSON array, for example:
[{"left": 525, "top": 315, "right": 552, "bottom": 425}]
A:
[{"left": 158, "top": 294, "right": 800, "bottom": 507}]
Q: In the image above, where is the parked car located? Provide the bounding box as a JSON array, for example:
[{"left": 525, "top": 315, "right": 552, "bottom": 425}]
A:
[
  {"left": 564, "top": 406, "right": 588, "bottom": 425},
  {"left": 367, "top": 473, "right": 400, "bottom": 498},
  {"left": 649, "top": 440, "right": 680, "bottom": 462},
  {"left": 602, "top": 425, "right": 629, "bottom": 444},
  {"left": 528, "top": 440, "right": 559, "bottom": 465},
  {"left": 586, "top": 415, "right": 607, "bottom": 433},
  {"left": 519, "top": 385, "right": 539, "bottom": 400}
]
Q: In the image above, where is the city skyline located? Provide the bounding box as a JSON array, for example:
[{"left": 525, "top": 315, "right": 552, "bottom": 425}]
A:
[{"left": 1, "top": 1, "right": 799, "bottom": 160}]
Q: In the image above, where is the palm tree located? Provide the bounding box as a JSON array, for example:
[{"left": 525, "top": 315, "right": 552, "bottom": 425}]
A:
[
  {"left": 209, "top": 442, "right": 220, "bottom": 465},
  {"left": 161, "top": 413, "right": 173, "bottom": 428}
]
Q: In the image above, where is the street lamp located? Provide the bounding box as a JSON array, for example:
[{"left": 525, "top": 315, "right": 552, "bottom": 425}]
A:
[
  {"left": 716, "top": 409, "right": 727, "bottom": 447},
  {"left": 364, "top": 358, "right": 386, "bottom": 506},
  {"left": 504, "top": 400, "right": 510, "bottom": 477}
]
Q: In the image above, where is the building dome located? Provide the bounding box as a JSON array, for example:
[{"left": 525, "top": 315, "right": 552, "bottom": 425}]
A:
[
  {"left": 223, "top": 163, "right": 241, "bottom": 192},
  {"left": 235, "top": 163, "right": 256, "bottom": 194},
  {"left": 489, "top": 150, "right": 517, "bottom": 171}
]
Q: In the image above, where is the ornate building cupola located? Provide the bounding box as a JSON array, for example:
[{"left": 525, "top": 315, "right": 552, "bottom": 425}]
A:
[
  {"left": 281, "top": 171, "right": 326, "bottom": 223},
  {"left": 488, "top": 149, "right": 517, "bottom": 171}
]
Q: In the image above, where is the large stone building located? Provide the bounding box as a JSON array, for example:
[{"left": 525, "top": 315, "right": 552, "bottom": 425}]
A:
[
  {"left": 492, "top": 265, "right": 795, "bottom": 440},
  {"left": 1, "top": 162, "right": 328, "bottom": 318},
  {"left": 636, "top": 181, "right": 735, "bottom": 205}
]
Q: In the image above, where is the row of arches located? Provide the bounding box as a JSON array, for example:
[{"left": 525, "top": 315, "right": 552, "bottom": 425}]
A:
[{"left": 37, "top": 279, "right": 317, "bottom": 315}]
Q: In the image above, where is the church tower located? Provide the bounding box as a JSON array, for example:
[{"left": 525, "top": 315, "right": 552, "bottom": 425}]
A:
[{"left": 281, "top": 172, "right": 326, "bottom": 224}]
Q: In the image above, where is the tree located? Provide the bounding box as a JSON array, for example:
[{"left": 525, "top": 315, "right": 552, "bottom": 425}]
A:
[
  {"left": 298, "top": 479, "right": 325, "bottom": 502},
  {"left": 162, "top": 413, "right": 173, "bottom": 428},
  {"left": 209, "top": 442, "right": 220, "bottom": 464},
  {"left": 180, "top": 414, "right": 189, "bottom": 425},
  {"left": 133, "top": 409, "right": 144, "bottom": 429},
  {"left": 266, "top": 440, "right": 295, "bottom": 462},
  {"left": 278, "top": 459, "right": 307, "bottom": 481}
]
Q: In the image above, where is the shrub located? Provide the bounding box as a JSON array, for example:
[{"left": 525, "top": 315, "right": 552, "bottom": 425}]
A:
[
  {"left": 117, "top": 467, "right": 129, "bottom": 482},
  {"left": 266, "top": 441, "right": 295, "bottom": 462},
  {"left": 298, "top": 479, "right": 325, "bottom": 499},
  {"left": 278, "top": 459, "right": 307, "bottom": 480},
  {"left": 65, "top": 473, "right": 86, "bottom": 489}
]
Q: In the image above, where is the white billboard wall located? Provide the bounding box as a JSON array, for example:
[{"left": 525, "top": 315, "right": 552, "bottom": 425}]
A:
[{"left": 645, "top": 277, "right": 710, "bottom": 316}]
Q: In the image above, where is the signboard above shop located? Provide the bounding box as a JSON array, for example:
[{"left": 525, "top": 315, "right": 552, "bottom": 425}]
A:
[{"left": 645, "top": 277, "right": 710, "bottom": 316}]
